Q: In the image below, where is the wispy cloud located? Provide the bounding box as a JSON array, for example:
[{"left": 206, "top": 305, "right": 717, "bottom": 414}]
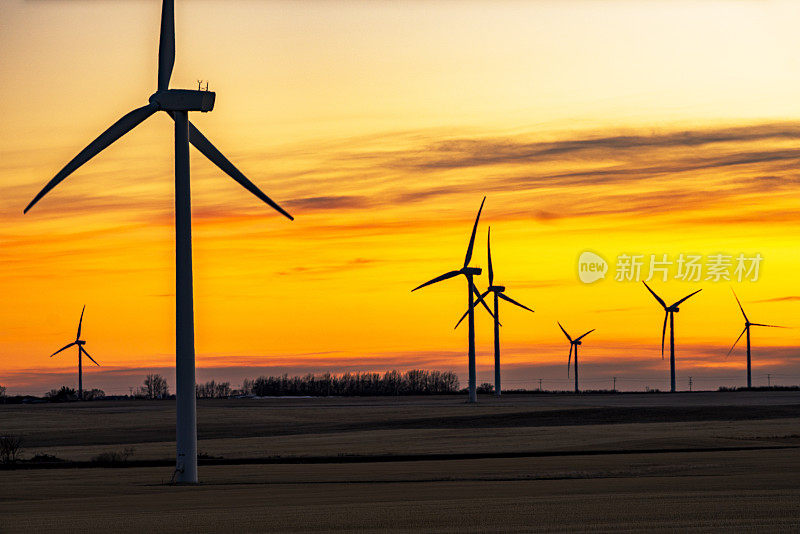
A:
[
  {"left": 754, "top": 296, "right": 800, "bottom": 304},
  {"left": 383, "top": 123, "right": 800, "bottom": 171},
  {"left": 284, "top": 195, "right": 374, "bottom": 211}
]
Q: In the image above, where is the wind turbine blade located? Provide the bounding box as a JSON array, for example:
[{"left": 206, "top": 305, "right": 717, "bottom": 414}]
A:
[
  {"left": 412, "top": 270, "right": 461, "bottom": 292},
  {"left": 76, "top": 305, "right": 85, "bottom": 340},
  {"left": 179, "top": 119, "right": 294, "bottom": 221},
  {"left": 726, "top": 327, "right": 747, "bottom": 357},
  {"left": 661, "top": 312, "right": 668, "bottom": 360},
  {"left": 672, "top": 288, "right": 702, "bottom": 307},
  {"left": 454, "top": 308, "right": 470, "bottom": 329},
  {"left": 498, "top": 292, "right": 534, "bottom": 313},
  {"left": 567, "top": 344, "right": 573, "bottom": 377},
  {"left": 50, "top": 342, "right": 77, "bottom": 357},
  {"left": 463, "top": 197, "right": 486, "bottom": 268},
  {"left": 642, "top": 281, "right": 667, "bottom": 308},
  {"left": 731, "top": 287, "right": 749, "bottom": 323},
  {"left": 454, "top": 289, "right": 494, "bottom": 329},
  {"left": 472, "top": 284, "right": 495, "bottom": 319},
  {"left": 750, "top": 323, "right": 786, "bottom": 328},
  {"left": 80, "top": 346, "right": 100, "bottom": 367},
  {"left": 487, "top": 227, "right": 494, "bottom": 286},
  {"left": 24, "top": 104, "right": 158, "bottom": 213},
  {"left": 158, "top": 0, "right": 175, "bottom": 91},
  {"left": 557, "top": 322, "right": 572, "bottom": 343},
  {"left": 575, "top": 329, "right": 595, "bottom": 341}
]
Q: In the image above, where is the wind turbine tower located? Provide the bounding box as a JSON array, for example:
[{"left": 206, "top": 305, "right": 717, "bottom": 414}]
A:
[
  {"left": 24, "top": 0, "right": 292, "bottom": 482},
  {"left": 728, "top": 289, "right": 783, "bottom": 388},
  {"left": 413, "top": 198, "right": 492, "bottom": 403},
  {"left": 642, "top": 282, "right": 702, "bottom": 393},
  {"left": 49, "top": 306, "right": 99, "bottom": 400},
  {"left": 557, "top": 322, "right": 594, "bottom": 393},
  {"left": 455, "top": 227, "right": 534, "bottom": 396}
]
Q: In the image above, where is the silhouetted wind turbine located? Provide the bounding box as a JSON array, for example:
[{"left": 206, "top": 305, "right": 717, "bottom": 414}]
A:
[
  {"left": 455, "top": 227, "right": 534, "bottom": 397},
  {"left": 642, "top": 282, "right": 701, "bottom": 393},
  {"left": 50, "top": 306, "right": 99, "bottom": 400},
  {"left": 413, "top": 197, "right": 492, "bottom": 403},
  {"left": 557, "top": 322, "right": 594, "bottom": 393},
  {"left": 727, "top": 289, "right": 784, "bottom": 389},
  {"left": 23, "top": 0, "right": 292, "bottom": 483}
]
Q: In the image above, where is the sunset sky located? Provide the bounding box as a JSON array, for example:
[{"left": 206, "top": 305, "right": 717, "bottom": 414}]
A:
[{"left": 3, "top": 0, "right": 800, "bottom": 394}]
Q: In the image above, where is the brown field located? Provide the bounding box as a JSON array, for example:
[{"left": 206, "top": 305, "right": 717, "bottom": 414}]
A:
[{"left": 1, "top": 391, "right": 799, "bottom": 532}]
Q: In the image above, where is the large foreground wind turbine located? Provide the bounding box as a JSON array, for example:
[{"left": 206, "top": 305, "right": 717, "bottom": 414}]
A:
[
  {"left": 455, "top": 227, "right": 534, "bottom": 396},
  {"left": 413, "top": 197, "right": 492, "bottom": 403},
  {"left": 727, "top": 289, "right": 784, "bottom": 388},
  {"left": 642, "top": 282, "right": 701, "bottom": 393},
  {"left": 557, "top": 322, "right": 594, "bottom": 393},
  {"left": 24, "top": 0, "right": 292, "bottom": 483},
  {"left": 50, "top": 306, "right": 99, "bottom": 400}
]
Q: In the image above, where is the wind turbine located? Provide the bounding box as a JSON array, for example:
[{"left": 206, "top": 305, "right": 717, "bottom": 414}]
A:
[
  {"left": 642, "top": 282, "right": 701, "bottom": 393},
  {"left": 50, "top": 306, "right": 99, "bottom": 400},
  {"left": 23, "top": 0, "right": 292, "bottom": 483},
  {"left": 412, "top": 197, "right": 493, "bottom": 403},
  {"left": 727, "top": 289, "right": 784, "bottom": 389},
  {"left": 455, "top": 227, "right": 534, "bottom": 397},
  {"left": 557, "top": 322, "right": 594, "bottom": 393}
]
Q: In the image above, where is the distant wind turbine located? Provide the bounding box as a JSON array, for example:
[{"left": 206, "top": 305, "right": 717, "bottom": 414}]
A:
[
  {"left": 642, "top": 282, "right": 701, "bottom": 393},
  {"left": 727, "top": 288, "right": 784, "bottom": 389},
  {"left": 50, "top": 306, "right": 99, "bottom": 400},
  {"left": 413, "top": 197, "right": 493, "bottom": 403},
  {"left": 23, "top": 0, "right": 292, "bottom": 483},
  {"left": 455, "top": 227, "right": 534, "bottom": 397},
  {"left": 557, "top": 322, "right": 594, "bottom": 393}
]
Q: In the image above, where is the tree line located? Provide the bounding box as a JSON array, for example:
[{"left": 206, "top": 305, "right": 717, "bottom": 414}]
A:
[{"left": 241, "top": 370, "right": 460, "bottom": 397}]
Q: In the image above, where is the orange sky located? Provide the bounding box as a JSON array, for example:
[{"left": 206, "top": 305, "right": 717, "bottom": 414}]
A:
[{"left": 3, "top": 0, "right": 800, "bottom": 394}]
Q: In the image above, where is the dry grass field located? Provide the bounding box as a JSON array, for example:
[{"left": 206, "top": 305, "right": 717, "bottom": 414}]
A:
[{"left": 1, "top": 392, "right": 799, "bottom": 532}]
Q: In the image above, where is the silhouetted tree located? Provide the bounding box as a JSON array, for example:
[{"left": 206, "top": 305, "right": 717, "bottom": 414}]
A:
[
  {"left": 139, "top": 374, "right": 169, "bottom": 399},
  {"left": 45, "top": 386, "right": 78, "bottom": 402},
  {"left": 477, "top": 383, "right": 494, "bottom": 394},
  {"left": 196, "top": 380, "right": 232, "bottom": 398},
  {"left": 83, "top": 388, "right": 105, "bottom": 400},
  {"left": 240, "top": 378, "right": 255, "bottom": 396},
  {"left": 0, "top": 435, "right": 23, "bottom": 464}
]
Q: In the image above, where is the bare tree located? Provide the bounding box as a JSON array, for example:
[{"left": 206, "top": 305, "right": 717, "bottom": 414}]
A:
[
  {"left": 45, "top": 386, "right": 77, "bottom": 402},
  {"left": 196, "top": 380, "right": 232, "bottom": 398},
  {"left": 140, "top": 374, "right": 169, "bottom": 399},
  {"left": 0, "top": 435, "right": 23, "bottom": 464},
  {"left": 83, "top": 388, "right": 106, "bottom": 401}
]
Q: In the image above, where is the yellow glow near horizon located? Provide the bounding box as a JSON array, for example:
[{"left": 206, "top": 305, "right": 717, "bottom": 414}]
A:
[{"left": 2, "top": 1, "right": 800, "bottom": 393}]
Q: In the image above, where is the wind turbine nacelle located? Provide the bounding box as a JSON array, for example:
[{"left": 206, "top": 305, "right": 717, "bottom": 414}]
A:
[
  {"left": 489, "top": 285, "right": 505, "bottom": 293},
  {"left": 150, "top": 90, "right": 216, "bottom": 112},
  {"left": 462, "top": 267, "right": 482, "bottom": 276}
]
